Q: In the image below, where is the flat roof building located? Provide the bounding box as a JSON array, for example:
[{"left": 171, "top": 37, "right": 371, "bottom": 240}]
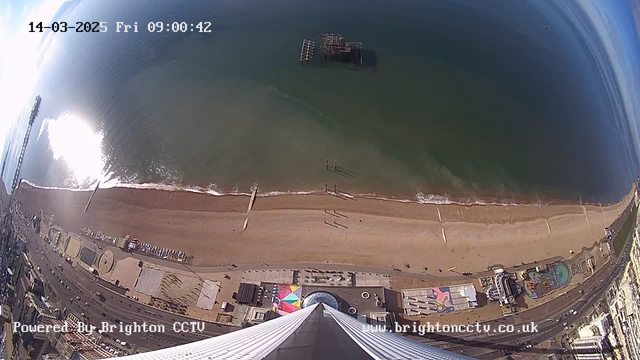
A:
[
  {"left": 0, "top": 323, "right": 13, "bottom": 360},
  {"left": 402, "top": 284, "right": 478, "bottom": 316},
  {"left": 571, "top": 336, "right": 608, "bottom": 360},
  {"left": 0, "top": 304, "right": 11, "bottom": 323},
  {"left": 20, "top": 292, "right": 57, "bottom": 327},
  {"left": 46, "top": 318, "right": 113, "bottom": 359},
  {"left": 237, "top": 283, "right": 258, "bottom": 304}
]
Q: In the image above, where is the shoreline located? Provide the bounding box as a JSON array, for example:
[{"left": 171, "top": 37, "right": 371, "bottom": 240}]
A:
[
  {"left": 20, "top": 179, "right": 630, "bottom": 208},
  {"left": 16, "top": 182, "right": 634, "bottom": 273},
  {"left": 18, "top": 181, "right": 631, "bottom": 223}
]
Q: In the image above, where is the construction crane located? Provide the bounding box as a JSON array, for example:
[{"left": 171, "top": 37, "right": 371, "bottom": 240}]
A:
[{"left": 11, "top": 95, "right": 41, "bottom": 193}]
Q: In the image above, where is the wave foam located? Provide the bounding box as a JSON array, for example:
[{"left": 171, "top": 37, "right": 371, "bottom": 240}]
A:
[
  {"left": 21, "top": 179, "right": 526, "bottom": 206},
  {"left": 91, "top": 178, "right": 319, "bottom": 198},
  {"left": 21, "top": 179, "right": 95, "bottom": 192}
]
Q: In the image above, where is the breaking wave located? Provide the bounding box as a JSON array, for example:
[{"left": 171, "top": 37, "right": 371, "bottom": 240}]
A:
[{"left": 20, "top": 179, "right": 533, "bottom": 206}]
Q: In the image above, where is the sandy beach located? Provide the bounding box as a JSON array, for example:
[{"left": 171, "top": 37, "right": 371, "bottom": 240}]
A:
[{"left": 17, "top": 183, "right": 632, "bottom": 274}]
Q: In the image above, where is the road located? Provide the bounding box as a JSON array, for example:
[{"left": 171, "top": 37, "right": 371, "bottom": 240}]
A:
[
  {"left": 19, "top": 221, "right": 238, "bottom": 353},
  {"left": 408, "top": 201, "right": 635, "bottom": 358}
]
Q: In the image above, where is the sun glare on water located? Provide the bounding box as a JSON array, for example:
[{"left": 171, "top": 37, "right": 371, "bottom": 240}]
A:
[{"left": 40, "top": 113, "right": 105, "bottom": 185}]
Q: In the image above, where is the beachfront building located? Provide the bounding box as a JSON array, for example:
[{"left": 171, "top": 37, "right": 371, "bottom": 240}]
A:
[
  {"left": 47, "top": 226, "right": 62, "bottom": 248},
  {"left": 0, "top": 323, "right": 12, "bottom": 360},
  {"left": 19, "top": 292, "right": 57, "bottom": 326},
  {"left": 245, "top": 306, "right": 273, "bottom": 325},
  {"left": 607, "top": 260, "right": 640, "bottom": 359},
  {"left": 46, "top": 315, "right": 114, "bottom": 359},
  {"left": 117, "top": 303, "right": 471, "bottom": 360},
  {"left": 244, "top": 283, "right": 391, "bottom": 327},
  {"left": 401, "top": 284, "right": 478, "bottom": 316},
  {"left": 577, "top": 314, "right": 613, "bottom": 339},
  {"left": 0, "top": 304, "right": 10, "bottom": 324},
  {"left": 571, "top": 313, "right": 614, "bottom": 358},
  {"left": 482, "top": 268, "right": 520, "bottom": 306},
  {"left": 571, "top": 336, "right": 609, "bottom": 360},
  {"left": 10, "top": 292, "right": 58, "bottom": 359}
]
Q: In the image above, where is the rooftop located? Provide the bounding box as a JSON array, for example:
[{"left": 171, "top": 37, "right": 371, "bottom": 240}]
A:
[{"left": 402, "top": 284, "right": 478, "bottom": 316}]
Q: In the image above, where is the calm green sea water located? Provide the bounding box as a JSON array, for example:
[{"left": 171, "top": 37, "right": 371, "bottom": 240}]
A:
[{"left": 6, "top": 0, "right": 639, "bottom": 203}]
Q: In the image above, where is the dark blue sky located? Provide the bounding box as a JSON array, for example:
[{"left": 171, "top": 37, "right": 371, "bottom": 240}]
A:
[{"left": 579, "top": 0, "right": 640, "bottom": 167}]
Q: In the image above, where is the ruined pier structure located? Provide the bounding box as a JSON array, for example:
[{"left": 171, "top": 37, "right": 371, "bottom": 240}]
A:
[{"left": 300, "top": 33, "right": 363, "bottom": 66}]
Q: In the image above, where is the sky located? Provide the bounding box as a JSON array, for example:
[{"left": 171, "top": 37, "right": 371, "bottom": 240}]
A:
[
  {"left": 574, "top": 0, "right": 640, "bottom": 169},
  {"left": 0, "top": 0, "right": 67, "bottom": 161}
]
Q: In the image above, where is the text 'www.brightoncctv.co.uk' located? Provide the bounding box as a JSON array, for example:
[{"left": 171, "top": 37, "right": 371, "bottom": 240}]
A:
[{"left": 363, "top": 322, "right": 539, "bottom": 336}]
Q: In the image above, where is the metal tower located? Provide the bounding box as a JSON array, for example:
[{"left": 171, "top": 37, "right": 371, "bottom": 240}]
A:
[
  {"left": 11, "top": 95, "right": 41, "bottom": 193},
  {"left": 118, "top": 303, "right": 472, "bottom": 359}
]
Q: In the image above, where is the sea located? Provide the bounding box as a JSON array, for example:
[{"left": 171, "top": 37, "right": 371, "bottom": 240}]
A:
[{"left": 1, "top": 0, "right": 639, "bottom": 205}]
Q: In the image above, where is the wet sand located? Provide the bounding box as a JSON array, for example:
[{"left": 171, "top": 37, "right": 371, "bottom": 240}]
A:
[{"left": 17, "top": 183, "right": 633, "bottom": 273}]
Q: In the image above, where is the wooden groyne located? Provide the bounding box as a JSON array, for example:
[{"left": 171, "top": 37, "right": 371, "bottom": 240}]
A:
[
  {"left": 84, "top": 181, "right": 100, "bottom": 213},
  {"left": 243, "top": 185, "right": 259, "bottom": 230},
  {"left": 247, "top": 186, "right": 258, "bottom": 214}
]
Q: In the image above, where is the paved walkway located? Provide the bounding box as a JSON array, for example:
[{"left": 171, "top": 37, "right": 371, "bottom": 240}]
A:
[{"left": 128, "top": 251, "right": 567, "bottom": 282}]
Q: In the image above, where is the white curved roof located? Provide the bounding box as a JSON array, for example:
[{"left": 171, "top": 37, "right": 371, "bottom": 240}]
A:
[{"left": 114, "top": 303, "right": 472, "bottom": 360}]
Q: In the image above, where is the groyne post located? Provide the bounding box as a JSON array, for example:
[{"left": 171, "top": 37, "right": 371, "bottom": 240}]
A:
[{"left": 84, "top": 181, "right": 100, "bottom": 213}]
